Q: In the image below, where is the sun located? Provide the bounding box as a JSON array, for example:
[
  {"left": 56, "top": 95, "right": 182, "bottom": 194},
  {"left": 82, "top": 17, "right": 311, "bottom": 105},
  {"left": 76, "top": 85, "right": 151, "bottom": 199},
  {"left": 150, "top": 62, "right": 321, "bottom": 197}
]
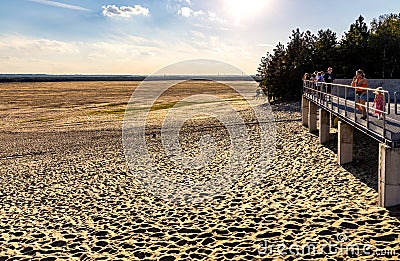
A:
[{"left": 226, "top": 0, "right": 267, "bottom": 24}]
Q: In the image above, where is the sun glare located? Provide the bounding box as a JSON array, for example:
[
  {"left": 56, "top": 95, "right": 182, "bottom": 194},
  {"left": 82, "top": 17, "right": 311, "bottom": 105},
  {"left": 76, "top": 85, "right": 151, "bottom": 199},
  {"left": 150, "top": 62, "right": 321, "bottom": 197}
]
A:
[{"left": 226, "top": 0, "right": 267, "bottom": 24}]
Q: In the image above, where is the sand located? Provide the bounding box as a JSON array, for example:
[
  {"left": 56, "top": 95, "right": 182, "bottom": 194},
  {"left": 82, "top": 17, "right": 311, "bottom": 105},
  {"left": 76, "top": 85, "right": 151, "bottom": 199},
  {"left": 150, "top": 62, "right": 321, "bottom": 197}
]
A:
[{"left": 0, "top": 81, "right": 399, "bottom": 260}]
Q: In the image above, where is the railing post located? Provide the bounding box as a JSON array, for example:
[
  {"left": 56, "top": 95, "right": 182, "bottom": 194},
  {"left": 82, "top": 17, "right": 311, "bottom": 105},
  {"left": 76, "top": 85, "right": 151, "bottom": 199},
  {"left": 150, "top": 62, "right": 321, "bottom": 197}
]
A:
[
  {"left": 338, "top": 121, "right": 353, "bottom": 164},
  {"left": 344, "top": 85, "right": 348, "bottom": 117},
  {"left": 366, "top": 90, "right": 370, "bottom": 127},
  {"left": 354, "top": 89, "right": 357, "bottom": 122},
  {"left": 383, "top": 93, "right": 386, "bottom": 138},
  {"left": 334, "top": 83, "right": 336, "bottom": 111},
  {"left": 379, "top": 144, "right": 400, "bottom": 207}
]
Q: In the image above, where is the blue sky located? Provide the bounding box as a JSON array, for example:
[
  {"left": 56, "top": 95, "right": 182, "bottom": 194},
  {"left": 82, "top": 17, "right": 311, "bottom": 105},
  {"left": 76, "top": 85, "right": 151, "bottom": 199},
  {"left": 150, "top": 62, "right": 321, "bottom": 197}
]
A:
[{"left": 0, "top": 0, "right": 399, "bottom": 74}]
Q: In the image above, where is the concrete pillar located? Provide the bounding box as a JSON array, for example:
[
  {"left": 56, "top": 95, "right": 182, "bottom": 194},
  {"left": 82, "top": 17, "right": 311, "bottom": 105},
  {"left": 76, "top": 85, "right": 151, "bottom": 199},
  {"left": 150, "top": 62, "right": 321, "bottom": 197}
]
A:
[
  {"left": 302, "top": 96, "right": 309, "bottom": 127},
  {"left": 319, "top": 109, "right": 330, "bottom": 144},
  {"left": 338, "top": 121, "right": 353, "bottom": 164},
  {"left": 378, "top": 144, "right": 400, "bottom": 207},
  {"left": 308, "top": 101, "right": 317, "bottom": 133}
]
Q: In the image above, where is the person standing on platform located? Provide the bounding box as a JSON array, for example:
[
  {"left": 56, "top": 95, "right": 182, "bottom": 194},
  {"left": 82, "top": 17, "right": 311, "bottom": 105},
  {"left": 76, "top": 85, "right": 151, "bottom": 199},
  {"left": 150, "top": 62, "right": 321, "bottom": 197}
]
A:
[
  {"left": 351, "top": 69, "right": 368, "bottom": 120},
  {"left": 323, "top": 67, "right": 335, "bottom": 100},
  {"left": 316, "top": 71, "right": 324, "bottom": 99}
]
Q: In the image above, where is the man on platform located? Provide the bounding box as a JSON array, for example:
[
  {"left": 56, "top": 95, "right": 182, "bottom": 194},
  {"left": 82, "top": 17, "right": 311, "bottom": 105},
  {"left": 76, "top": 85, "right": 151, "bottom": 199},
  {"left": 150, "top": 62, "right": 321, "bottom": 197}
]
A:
[{"left": 323, "top": 67, "right": 335, "bottom": 101}]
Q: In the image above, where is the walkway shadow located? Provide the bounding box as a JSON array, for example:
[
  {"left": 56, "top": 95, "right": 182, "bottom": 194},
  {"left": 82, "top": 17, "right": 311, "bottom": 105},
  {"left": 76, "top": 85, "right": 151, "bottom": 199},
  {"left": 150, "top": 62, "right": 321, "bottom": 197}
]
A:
[
  {"left": 322, "top": 127, "right": 400, "bottom": 219},
  {"left": 323, "top": 128, "right": 379, "bottom": 191},
  {"left": 273, "top": 101, "right": 400, "bottom": 219}
]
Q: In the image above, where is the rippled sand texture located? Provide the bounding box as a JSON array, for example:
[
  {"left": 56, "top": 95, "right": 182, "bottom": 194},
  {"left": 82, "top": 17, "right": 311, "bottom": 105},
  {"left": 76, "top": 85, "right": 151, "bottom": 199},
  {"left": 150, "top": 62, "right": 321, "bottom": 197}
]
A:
[{"left": 0, "top": 81, "right": 399, "bottom": 260}]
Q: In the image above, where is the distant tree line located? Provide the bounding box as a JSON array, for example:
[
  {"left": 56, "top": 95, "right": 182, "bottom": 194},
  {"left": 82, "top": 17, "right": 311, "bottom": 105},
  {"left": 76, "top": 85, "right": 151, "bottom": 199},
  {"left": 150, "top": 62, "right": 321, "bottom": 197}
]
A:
[{"left": 257, "top": 13, "right": 400, "bottom": 101}]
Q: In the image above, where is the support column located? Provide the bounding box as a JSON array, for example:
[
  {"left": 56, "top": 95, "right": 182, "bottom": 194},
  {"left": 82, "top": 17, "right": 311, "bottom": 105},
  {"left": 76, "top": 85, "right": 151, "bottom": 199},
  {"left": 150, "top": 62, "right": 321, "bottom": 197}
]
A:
[
  {"left": 338, "top": 121, "right": 353, "bottom": 164},
  {"left": 302, "top": 96, "right": 309, "bottom": 127},
  {"left": 378, "top": 144, "right": 400, "bottom": 207},
  {"left": 308, "top": 101, "right": 317, "bottom": 133},
  {"left": 319, "top": 109, "right": 330, "bottom": 144}
]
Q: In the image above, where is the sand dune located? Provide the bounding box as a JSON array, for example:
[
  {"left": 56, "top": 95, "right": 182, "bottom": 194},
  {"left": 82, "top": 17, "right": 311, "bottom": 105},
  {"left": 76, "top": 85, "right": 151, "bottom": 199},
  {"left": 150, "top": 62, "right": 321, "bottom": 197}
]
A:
[{"left": 0, "top": 81, "right": 399, "bottom": 260}]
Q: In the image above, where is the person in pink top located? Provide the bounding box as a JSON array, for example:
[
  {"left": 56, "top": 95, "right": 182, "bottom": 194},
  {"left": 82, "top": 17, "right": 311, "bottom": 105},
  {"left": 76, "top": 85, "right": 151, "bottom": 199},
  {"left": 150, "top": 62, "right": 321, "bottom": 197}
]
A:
[{"left": 373, "top": 87, "right": 384, "bottom": 120}]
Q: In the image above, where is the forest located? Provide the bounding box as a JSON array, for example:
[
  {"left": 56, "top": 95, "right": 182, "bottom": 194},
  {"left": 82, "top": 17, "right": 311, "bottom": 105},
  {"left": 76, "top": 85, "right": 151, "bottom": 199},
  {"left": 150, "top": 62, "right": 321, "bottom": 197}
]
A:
[{"left": 257, "top": 14, "right": 400, "bottom": 101}]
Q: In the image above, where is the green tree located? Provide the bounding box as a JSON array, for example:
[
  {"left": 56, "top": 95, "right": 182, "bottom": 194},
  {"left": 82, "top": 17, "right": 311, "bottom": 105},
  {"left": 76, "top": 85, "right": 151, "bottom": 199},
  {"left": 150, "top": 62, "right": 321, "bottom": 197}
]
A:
[
  {"left": 256, "top": 54, "right": 272, "bottom": 101},
  {"left": 338, "top": 15, "right": 369, "bottom": 77},
  {"left": 266, "top": 42, "right": 287, "bottom": 101},
  {"left": 285, "top": 29, "right": 316, "bottom": 99},
  {"left": 258, "top": 30, "right": 317, "bottom": 101},
  {"left": 369, "top": 13, "right": 400, "bottom": 78},
  {"left": 257, "top": 13, "right": 400, "bottom": 101},
  {"left": 313, "top": 29, "right": 338, "bottom": 73},
  {"left": 303, "top": 30, "right": 317, "bottom": 71}
]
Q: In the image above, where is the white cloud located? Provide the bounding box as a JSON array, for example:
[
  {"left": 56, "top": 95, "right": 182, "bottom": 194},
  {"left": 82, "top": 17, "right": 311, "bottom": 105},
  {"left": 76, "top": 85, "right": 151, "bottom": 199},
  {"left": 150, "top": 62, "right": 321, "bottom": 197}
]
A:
[
  {"left": 207, "top": 11, "right": 224, "bottom": 23},
  {"left": 168, "top": 0, "right": 191, "bottom": 9},
  {"left": 28, "top": 0, "right": 89, "bottom": 11},
  {"left": 193, "top": 10, "right": 204, "bottom": 16},
  {"left": 178, "top": 7, "right": 210, "bottom": 19},
  {"left": 178, "top": 7, "right": 192, "bottom": 17},
  {"left": 35, "top": 39, "right": 78, "bottom": 53},
  {"left": 0, "top": 34, "right": 162, "bottom": 73},
  {"left": 0, "top": 32, "right": 261, "bottom": 74},
  {"left": 102, "top": 5, "right": 150, "bottom": 18},
  {"left": 187, "top": 31, "right": 252, "bottom": 58},
  {"left": 87, "top": 35, "right": 157, "bottom": 58},
  {"left": 0, "top": 35, "right": 78, "bottom": 55},
  {"left": 177, "top": 7, "right": 225, "bottom": 25},
  {"left": 0, "top": 34, "right": 161, "bottom": 60}
]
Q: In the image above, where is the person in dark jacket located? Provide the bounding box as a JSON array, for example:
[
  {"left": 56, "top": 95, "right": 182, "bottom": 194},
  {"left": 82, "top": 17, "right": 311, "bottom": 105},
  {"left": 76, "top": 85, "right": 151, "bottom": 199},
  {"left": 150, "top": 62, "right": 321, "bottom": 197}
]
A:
[{"left": 323, "top": 67, "right": 335, "bottom": 100}]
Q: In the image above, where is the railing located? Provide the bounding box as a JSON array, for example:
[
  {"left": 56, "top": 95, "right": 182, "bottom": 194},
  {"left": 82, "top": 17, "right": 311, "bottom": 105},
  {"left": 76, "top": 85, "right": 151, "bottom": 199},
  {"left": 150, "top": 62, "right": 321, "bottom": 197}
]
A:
[
  {"left": 395, "top": 91, "right": 400, "bottom": 115},
  {"left": 302, "top": 80, "right": 393, "bottom": 141}
]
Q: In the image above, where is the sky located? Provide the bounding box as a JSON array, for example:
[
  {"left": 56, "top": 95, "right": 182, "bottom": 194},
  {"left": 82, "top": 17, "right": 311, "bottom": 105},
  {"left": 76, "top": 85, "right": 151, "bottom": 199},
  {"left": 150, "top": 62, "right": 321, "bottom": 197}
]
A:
[{"left": 0, "top": 0, "right": 399, "bottom": 75}]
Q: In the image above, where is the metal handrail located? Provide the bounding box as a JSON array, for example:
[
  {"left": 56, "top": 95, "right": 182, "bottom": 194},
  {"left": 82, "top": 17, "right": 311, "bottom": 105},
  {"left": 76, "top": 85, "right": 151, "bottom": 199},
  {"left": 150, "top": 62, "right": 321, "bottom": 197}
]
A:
[
  {"left": 303, "top": 80, "right": 390, "bottom": 115},
  {"left": 395, "top": 91, "right": 400, "bottom": 115},
  {"left": 302, "top": 80, "right": 391, "bottom": 140}
]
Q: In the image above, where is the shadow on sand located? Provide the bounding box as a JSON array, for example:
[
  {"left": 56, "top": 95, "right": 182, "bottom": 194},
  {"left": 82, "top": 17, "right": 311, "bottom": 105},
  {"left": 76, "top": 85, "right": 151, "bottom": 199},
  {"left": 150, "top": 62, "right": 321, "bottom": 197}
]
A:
[
  {"left": 270, "top": 101, "right": 399, "bottom": 219},
  {"left": 321, "top": 127, "right": 400, "bottom": 220}
]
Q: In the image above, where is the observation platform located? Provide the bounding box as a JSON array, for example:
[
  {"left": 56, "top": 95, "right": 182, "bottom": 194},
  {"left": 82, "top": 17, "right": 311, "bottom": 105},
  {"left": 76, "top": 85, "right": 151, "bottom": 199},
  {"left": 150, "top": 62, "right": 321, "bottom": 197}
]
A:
[{"left": 302, "top": 80, "right": 400, "bottom": 207}]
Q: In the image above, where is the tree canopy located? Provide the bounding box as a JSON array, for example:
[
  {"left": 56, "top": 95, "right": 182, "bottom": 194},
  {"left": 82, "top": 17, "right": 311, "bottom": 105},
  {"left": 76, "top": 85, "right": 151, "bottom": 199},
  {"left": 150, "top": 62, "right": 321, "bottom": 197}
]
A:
[{"left": 257, "top": 13, "right": 400, "bottom": 101}]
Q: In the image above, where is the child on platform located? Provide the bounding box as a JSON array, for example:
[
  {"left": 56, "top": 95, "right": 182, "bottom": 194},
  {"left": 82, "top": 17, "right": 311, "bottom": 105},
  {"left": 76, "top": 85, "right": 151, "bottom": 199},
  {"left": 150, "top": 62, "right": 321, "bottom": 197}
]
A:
[{"left": 373, "top": 87, "right": 384, "bottom": 120}]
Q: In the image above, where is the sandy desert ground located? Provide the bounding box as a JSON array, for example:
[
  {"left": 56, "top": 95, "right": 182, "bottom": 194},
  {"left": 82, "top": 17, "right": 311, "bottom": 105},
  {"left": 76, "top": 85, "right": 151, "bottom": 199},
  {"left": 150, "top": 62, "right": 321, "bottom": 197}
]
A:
[{"left": 0, "top": 81, "right": 399, "bottom": 260}]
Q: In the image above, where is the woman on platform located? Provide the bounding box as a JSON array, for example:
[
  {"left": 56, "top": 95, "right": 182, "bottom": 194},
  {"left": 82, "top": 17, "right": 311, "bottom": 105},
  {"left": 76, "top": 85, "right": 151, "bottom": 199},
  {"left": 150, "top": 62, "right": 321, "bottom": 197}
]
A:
[{"left": 351, "top": 69, "right": 368, "bottom": 120}]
